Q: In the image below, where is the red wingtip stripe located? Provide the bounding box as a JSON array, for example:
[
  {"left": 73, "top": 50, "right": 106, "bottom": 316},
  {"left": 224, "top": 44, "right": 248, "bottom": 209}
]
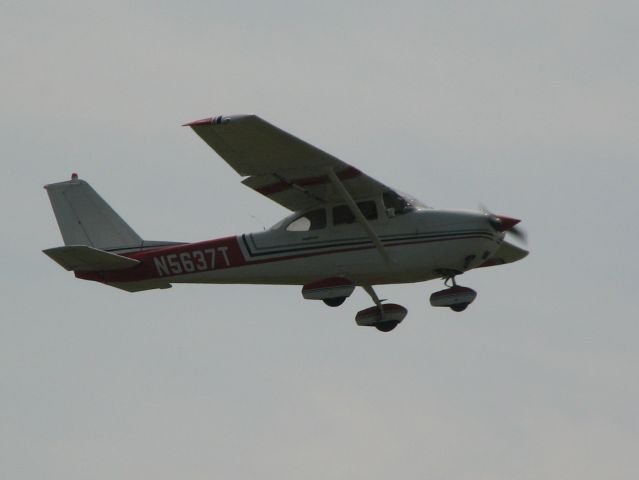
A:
[{"left": 182, "top": 117, "right": 213, "bottom": 127}]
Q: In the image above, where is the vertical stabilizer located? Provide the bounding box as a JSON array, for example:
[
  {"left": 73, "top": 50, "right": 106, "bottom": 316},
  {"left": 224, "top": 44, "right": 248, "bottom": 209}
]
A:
[{"left": 44, "top": 175, "right": 143, "bottom": 250}]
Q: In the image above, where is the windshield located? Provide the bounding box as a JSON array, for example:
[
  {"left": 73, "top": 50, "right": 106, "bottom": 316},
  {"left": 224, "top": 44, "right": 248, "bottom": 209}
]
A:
[
  {"left": 270, "top": 216, "right": 290, "bottom": 230},
  {"left": 383, "top": 191, "right": 428, "bottom": 215}
]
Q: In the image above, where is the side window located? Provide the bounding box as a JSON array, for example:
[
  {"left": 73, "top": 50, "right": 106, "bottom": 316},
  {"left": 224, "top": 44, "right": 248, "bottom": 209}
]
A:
[
  {"left": 332, "top": 201, "right": 378, "bottom": 226},
  {"left": 333, "top": 205, "right": 355, "bottom": 225},
  {"left": 286, "top": 209, "right": 326, "bottom": 231},
  {"left": 357, "top": 200, "right": 378, "bottom": 220}
]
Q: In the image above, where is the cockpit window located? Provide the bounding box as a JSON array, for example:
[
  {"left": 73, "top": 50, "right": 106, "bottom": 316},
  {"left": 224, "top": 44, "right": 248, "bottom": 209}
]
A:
[
  {"left": 383, "top": 191, "right": 423, "bottom": 215},
  {"left": 333, "top": 201, "right": 378, "bottom": 226},
  {"left": 286, "top": 209, "right": 327, "bottom": 231}
]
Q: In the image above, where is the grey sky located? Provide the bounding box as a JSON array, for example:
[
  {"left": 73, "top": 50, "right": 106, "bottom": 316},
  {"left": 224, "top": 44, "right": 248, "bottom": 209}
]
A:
[{"left": 2, "top": 1, "right": 638, "bottom": 478}]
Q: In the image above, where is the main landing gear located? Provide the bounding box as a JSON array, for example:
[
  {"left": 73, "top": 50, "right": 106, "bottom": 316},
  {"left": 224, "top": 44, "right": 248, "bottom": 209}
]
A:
[
  {"left": 355, "top": 286, "right": 408, "bottom": 332},
  {"left": 430, "top": 271, "right": 477, "bottom": 312},
  {"left": 322, "top": 297, "right": 346, "bottom": 307},
  {"left": 302, "top": 277, "right": 407, "bottom": 332},
  {"left": 302, "top": 278, "right": 354, "bottom": 307}
]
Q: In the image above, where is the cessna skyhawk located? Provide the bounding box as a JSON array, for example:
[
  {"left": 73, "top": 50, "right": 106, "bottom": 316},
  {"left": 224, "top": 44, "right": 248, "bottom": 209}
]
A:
[{"left": 44, "top": 114, "right": 528, "bottom": 332}]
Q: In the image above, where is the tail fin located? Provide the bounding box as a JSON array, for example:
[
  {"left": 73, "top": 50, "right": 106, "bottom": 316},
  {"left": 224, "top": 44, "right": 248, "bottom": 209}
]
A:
[{"left": 44, "top": 174, "right": 143, "bottom": 250}]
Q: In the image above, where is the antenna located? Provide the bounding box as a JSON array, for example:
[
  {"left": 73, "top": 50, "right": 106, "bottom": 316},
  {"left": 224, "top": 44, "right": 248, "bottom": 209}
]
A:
[{"left": 249, "top": 214, "right": 266, "bottom": 231}]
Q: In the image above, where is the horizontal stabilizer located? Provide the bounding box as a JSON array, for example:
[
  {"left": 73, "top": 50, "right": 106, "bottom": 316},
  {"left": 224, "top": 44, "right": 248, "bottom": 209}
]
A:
[
  {"left": 108, "top": 281, "right": 172, "bottom": 293},
  {"left": 43, "top": 245, "right": 141, "bottom": 272}
]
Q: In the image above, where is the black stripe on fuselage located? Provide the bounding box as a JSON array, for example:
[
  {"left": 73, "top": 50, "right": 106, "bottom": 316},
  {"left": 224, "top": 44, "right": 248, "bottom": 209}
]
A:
[
  {"left": 236, "top": 233, "right": 495, "bottom": 268},
  {"left": 247, "top": 228, "right": 494, "bottom": 252},
  {"left": 242, "top": 230, "right": 495, "bottom": 259}
]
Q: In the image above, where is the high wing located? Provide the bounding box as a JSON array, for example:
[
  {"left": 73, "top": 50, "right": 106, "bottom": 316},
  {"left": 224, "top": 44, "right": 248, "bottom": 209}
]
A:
[{"left": 184, "top": 114, "right": 396, "bottom": 212}]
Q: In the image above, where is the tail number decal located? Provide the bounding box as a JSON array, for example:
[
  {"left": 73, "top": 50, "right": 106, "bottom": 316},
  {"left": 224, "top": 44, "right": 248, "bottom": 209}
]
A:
[{"left": 153, "top": 247, "right": 231, "bottom": 276}]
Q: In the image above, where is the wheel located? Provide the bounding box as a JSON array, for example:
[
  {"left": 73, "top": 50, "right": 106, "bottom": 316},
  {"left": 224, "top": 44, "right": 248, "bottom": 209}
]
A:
[
  {"left": 323, "top": 297, "right": 346, "bottom": 307},
  {"left": 450, "top": 303, "right": 469, "bottom": 312},
  {"left": 375, "top": 321, "right": 399, "bottom": 332}
]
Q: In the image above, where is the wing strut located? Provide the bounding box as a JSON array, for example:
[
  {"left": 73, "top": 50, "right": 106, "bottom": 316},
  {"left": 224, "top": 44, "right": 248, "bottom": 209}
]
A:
[{"left": 326, "top": 169, "right": 392, "bottom": 267}]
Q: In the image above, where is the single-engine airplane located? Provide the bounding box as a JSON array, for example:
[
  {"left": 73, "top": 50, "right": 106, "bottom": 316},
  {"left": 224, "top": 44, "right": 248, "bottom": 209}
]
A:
[{"left": 44, "top": 114, "right": 528, "bottom": 332}]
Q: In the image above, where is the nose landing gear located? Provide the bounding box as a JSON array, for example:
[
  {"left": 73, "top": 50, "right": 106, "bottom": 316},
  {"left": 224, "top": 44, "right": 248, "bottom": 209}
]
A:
[{"left": 430, "top": 273, "right": 477, "bottom": 312}]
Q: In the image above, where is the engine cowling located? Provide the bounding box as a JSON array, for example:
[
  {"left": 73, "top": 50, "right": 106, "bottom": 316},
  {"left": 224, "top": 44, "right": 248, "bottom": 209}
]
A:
[
  {"left": 302, "top": 277, "right": 355, "bottom": 301},
  {"left": 430, "top": 286, "right": 477, "bottom": 309}
]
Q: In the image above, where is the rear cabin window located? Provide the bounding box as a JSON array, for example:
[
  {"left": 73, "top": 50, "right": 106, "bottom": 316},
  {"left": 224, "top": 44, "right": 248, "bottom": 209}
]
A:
[
  {"left": 286, "top": 209, "right": 327, "bottom": 231},
  {"left": 333, "top": 201, "right": 378, "bottom": 226}
]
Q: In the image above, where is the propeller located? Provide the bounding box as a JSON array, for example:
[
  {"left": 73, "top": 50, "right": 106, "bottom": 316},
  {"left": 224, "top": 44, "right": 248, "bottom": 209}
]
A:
[{"left": 481, "top": 204, "right": 528, "bottom": 244}]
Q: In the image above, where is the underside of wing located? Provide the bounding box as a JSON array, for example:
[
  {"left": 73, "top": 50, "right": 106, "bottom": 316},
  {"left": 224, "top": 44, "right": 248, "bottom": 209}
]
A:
[{"left": 185, "top": 114, "right": 392, "bottom": 211}]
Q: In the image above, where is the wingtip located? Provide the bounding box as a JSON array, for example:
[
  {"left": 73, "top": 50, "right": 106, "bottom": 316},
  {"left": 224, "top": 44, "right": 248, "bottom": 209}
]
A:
[
  {"left": 182, "top": 117, "right": 213, "bottom": 127},
  {"left": 182, "top": 114, "right": 254, "bottom": 127}
]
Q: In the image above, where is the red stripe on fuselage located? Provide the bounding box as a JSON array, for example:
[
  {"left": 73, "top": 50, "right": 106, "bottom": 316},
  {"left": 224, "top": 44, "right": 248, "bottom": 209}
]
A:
[{"left": 76, "top": 236, "right": 246, "bottom": 283}]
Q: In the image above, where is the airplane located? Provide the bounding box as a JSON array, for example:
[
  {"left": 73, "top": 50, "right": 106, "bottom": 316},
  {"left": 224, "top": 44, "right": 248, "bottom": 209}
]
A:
[{"left": 43, "top": 114, "right": 528, "bottom": 332}]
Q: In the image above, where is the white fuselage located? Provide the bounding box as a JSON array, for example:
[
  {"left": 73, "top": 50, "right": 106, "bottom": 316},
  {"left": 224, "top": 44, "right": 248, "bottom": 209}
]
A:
[{"left": 112, "top": 208, "right": 502, "bottom": 290}]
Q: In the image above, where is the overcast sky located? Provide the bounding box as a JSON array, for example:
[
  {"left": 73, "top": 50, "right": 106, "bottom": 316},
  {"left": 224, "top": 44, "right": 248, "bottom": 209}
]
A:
[{"left": 2, "top": 1, "right": 638, "bottom": 479}]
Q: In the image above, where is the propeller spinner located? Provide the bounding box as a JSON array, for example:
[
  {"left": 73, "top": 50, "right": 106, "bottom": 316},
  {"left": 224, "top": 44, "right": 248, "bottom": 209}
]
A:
[{"left": 483, "top": 207, "right": 528, "bottom": 244}]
